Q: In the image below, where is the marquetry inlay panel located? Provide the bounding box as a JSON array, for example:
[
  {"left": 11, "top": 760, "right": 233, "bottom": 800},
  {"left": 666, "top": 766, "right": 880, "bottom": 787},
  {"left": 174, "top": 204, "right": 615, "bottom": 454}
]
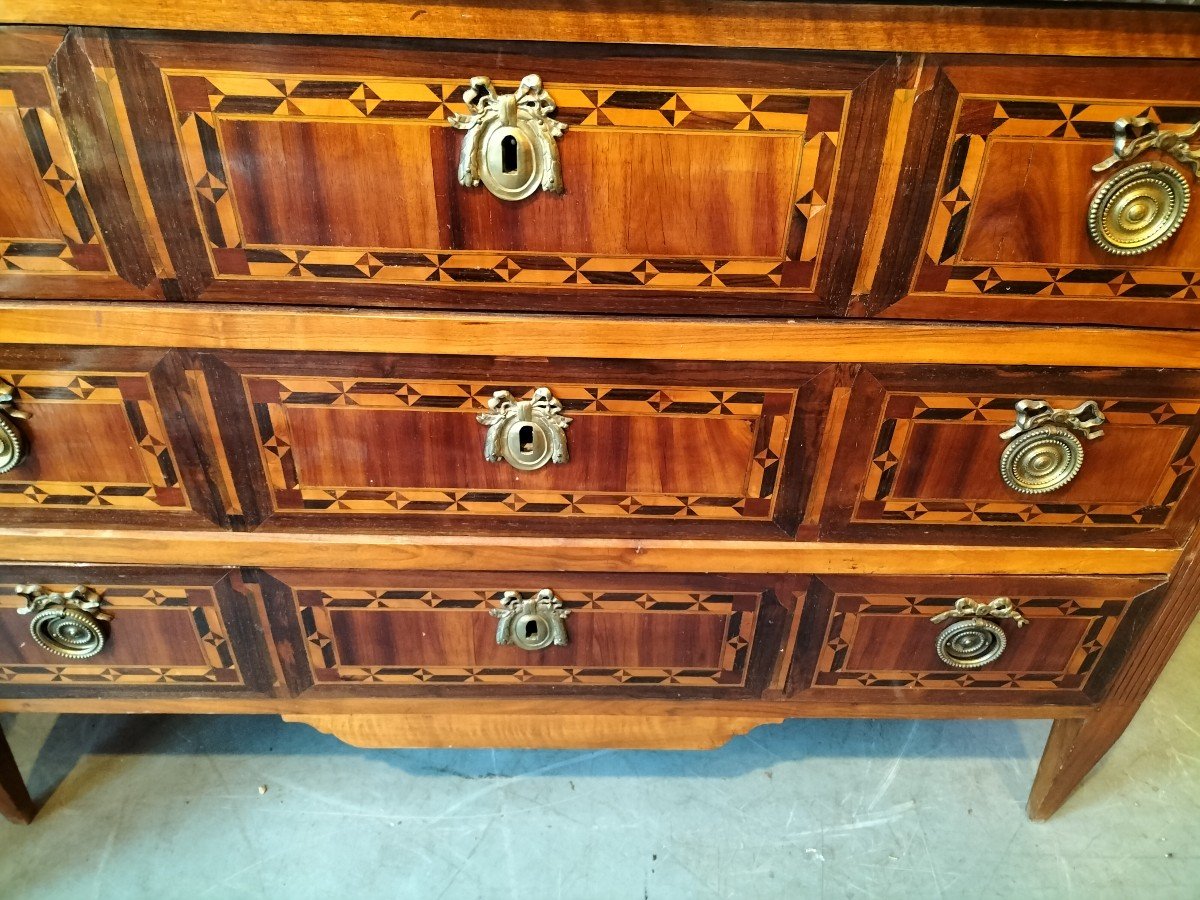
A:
[
  {"left": 245, "top": 377, "right": 796, "bottom": 520},
  {"left": 0, "top": 583, "right": 241, "bottom": 685},
  {"left": 915, "top": 98, "right": 1200, "bottom": 303},
  {"left": 0, "top": 370, "right": 190, "bottom": 510},
  {"left": 812, "top": 591, "right": 1137, "bottom": 691},
  {"left": 856, "top": 393, "right": 1200, "bottom": 527},
  {"left": 295, "top": 587, "right": 761, "bottom": 687},
  {"left": 0, "top": 67, "right": 112, "bottom": 277},
  {"left": 164, "top": 71, "right": 846, "bottom": 292}
]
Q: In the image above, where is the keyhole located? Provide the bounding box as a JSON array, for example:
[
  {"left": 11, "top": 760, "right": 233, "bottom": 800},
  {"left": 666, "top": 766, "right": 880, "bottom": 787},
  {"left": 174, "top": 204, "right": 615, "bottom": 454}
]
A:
[
  {"left": 517, "top": 423, "right": 535, "bottom": 453},
  {"left": 500, "top": 134, "right": 519, "bottom": 173},
  {"left": 524, "top": 619, "right": 541, "bottom": 640}
]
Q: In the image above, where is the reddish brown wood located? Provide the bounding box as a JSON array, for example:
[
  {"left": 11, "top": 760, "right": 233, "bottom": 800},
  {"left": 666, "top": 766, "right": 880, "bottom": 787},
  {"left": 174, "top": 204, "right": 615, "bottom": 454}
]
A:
[
  {"left": 821, "top": 364, "right": 1200, "bottom": 548},
  {"left": 787, "top": 574, "right": 1165, "bottom": 706},
  {"left": 257, "top": 569, "right": 800, "bottom": 700},
  {"left": 101, "top": 30, "right": 905, "bottom": 316},
  {"left": 0, "top": 722, "right": 34, "bottom": 825},
  {"left": 866, "top": 56, "right": 1200, "bottom": 330}
]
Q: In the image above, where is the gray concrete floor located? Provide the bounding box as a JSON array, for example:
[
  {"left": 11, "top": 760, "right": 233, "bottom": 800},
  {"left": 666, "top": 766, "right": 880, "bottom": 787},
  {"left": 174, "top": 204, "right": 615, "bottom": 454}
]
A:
[{"left": 2, "top": 622, "right": 1198, "bottom": 899}]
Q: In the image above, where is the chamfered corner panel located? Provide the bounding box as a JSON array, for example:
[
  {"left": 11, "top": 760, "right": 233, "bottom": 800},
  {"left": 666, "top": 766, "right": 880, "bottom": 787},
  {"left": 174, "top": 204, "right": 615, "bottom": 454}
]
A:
[
  {"left": 0, "top": 347, "right": 223, "bottom": 529},
  {"left": 195, "top": 351, "right": 837, "bottom": 538},
  {"left": 258, "top": 569, "right": 800, "bottom": 699},
  {"left": 106, "top": 32, "right": 902, "bottom": 314},
  {"left": 820, "top": 364, "right": 1200, "bottom": 547},
  {"left": 871, "top": 58, "right": 1200, "bottom": 329},
  {"left": 786, "top": 574, "right": 1165, "bottom": 704},
  {"left": 0, "top": 28, "right": 160, "bottom": 300}
]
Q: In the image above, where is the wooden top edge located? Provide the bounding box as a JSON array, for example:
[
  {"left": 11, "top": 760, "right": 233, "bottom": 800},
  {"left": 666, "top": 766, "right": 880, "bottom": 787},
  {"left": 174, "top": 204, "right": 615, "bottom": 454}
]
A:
[
  {"left": 4, "top": 1, "right": 1200, "bottom": 58},
  {"left": 2, "top": 303, "right": 1199, "bottom": 368}
]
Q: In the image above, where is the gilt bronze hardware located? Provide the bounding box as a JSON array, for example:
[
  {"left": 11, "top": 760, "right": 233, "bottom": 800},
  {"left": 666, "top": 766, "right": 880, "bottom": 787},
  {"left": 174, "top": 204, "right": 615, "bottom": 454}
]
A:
[
  {"left": 930, "top": 597, "right": 1029, "bottom": 669},
  {"left": 0, "top": 378, "right": 29, "bottom": 474},
  {"left": 999, "top": 399, "right": 1106, "bottom": 494},
  {"left": 1089, "top": 118, "right": 1197, "bottom": 254},
  {"left": 15, "top": 584, "right": 111, "bottom": 659},
  {"left": 477, "top": 387, "right": 571, "bottom": 471},
  {"left": 449, "top": 74, "right": 567, "bottom": 201},
  {"left": 491, "top": 589, "right": 569, "bottom": 651}
]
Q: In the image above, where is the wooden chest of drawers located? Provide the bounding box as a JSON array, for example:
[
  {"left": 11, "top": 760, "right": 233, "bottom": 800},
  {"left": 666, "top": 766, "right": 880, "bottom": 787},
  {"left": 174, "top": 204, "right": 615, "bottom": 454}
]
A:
[{"left": 3, "top": 0, "right": 1200, "bottom": 826}]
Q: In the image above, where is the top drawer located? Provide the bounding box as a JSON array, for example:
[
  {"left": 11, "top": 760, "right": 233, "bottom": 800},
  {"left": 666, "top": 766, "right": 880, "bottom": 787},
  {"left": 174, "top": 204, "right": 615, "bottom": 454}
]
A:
[
  {"left": 874, "top": 58, "right": 1200, "bottom": 330},
  {"left": 107, "top": 34, "right": 897, "bottom": 314}
]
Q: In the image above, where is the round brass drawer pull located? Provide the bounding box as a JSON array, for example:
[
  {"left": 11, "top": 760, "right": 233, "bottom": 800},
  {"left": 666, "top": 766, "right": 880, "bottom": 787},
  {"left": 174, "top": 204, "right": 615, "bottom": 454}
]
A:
[
  {"left": 15, "top": 584, "right": 111, "bottom": 660},
  {"left": 0, "top": 378, "right": 29, "bottom": 475},
  {"left": 999, "top": 399, "right": 1105, "bottom": 495},
  {"left": 1089, "top": 117, "right": 1198, "bottom": 255},
  {"left": 930, "top": 597, "right": 1029, "bottom": 671},
  {"left": 491, "top": 589, "right": 569, "bottom": 651},
  {"left": 1088, "top": 162, "right": 1189, "bottom": 256},
  {"left": 477, "top": 388, "right": 571, "bottom": 472}
]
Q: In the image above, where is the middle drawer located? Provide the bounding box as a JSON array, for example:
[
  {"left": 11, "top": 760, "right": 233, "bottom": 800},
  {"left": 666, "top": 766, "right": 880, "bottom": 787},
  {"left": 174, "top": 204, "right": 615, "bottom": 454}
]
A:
[{"left": 196, "top": 352, "right": 837, "bottom": 537}]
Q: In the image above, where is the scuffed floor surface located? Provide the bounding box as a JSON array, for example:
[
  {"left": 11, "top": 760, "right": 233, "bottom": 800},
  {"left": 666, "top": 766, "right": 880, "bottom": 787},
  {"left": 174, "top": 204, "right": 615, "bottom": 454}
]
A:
[{"left": 2, "top": 622, "right": 1198, "bottom": 899}]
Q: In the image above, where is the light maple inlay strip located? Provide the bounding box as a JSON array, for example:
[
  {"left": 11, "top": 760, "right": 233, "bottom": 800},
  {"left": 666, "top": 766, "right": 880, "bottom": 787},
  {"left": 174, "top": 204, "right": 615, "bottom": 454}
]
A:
[
  {"left": 2, "top": 304, "right": 1199, "bottom": 368},
  {"left": 0, "top": 529, "right": 1177, "bottom": 574}
]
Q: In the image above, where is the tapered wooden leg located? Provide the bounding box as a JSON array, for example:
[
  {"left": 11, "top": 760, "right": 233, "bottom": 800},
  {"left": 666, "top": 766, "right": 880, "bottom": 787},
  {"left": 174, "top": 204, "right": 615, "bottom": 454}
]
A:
[
  {"left": 0, "top": 723, "right": 35, "bottom": 825},
  {"left": 1026, "top": 703, "right": 1137, "bottom": 821}
]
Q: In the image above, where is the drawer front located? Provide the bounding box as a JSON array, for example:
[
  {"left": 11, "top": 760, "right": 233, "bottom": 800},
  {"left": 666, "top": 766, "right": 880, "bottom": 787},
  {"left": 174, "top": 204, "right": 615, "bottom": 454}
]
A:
[
  {"left": 0, "top": 348, "right": 220, "bottom": 528},
  {"left": 261, "top": 570, "right": 797, "bottom": 698},
  {"left": 109, "top": 33, "right": 896, "bottom": 314},
  {"left": 822, "top": 365, "right": 1200, "bottom": 546},
  {"left": 0, "top": 29, "right": 157, "bottom": 300},
  {"left": 789, "top": 575, "right": 1163, "bottom": 702},
  {"left": 0, "top": 567, "right": 273, "bottom": 696},
  {"left": 874, "top": 58, "right": 1200, "bottom": 329},
  {"left": 199, "top": 352, "right": 834, "bottom": 537}
]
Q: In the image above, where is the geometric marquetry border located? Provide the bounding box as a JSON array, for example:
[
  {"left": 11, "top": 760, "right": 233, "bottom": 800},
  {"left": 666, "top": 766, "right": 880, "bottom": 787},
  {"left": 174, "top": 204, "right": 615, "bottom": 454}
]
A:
[
  {"left": 914, "top": 98, "right": 1200, "bottom": 303},
  {"left": 165, "top": 71, "right": 846, "bottom": 292},
  {"left": 0, "top": 584, "right": 240, "bottom": 685},
  {"left": 813, "top": 592, "right": 1134, "bottom": 690},
  {"left": 247, "top": 377, "right": 796, "bottom": 520},
  {"left": 0, "top": 371, "right": 191, "bottom": 510},
  {"left": 0, "top": 68, "right": 112, "bottom": 277},
  {"left": 855, "top": 393, "right": 1200, "bottom": 527},
  {"left": 296, "top": 587, "right": 759, "bottom": 686}
]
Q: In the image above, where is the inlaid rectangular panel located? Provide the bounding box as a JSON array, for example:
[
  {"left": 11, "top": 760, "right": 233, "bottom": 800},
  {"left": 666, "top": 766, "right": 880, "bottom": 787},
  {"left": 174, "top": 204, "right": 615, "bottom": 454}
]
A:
[
  {"left": 788, "top": 575, "right": 1164, "bottom": 703},
  {"left": 871, "top": 58, "right": 1200, "bottom": 329},
  {"left": 0, "top": 348, "right": 220, "bottom": 529},
  {"left": 0, "top": 567, "right": 272, "bottom": 696},
  {"left": 261, "top": 570, "right": 797, "bottom": 697},
  {"left": 200, "top": 352, "right": 833, "bottom": 537},
  {"left": 822, "top": 365, "right": 1200, "bottom": 547},
  {"left": 0, "top": 29, "right": 158, "bottom": 300},
  {"left": 108, "top": 33, "right": 900, "bottom": 314}
]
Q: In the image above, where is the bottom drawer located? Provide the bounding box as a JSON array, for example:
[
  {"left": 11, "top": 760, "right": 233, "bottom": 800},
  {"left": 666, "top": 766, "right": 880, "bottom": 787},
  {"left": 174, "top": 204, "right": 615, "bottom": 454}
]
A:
[
  {"left": 788, "top": 575, "right": 1165, "bottom": 703},
  {"left": 261, "top": 571, "right": 798, "bottom": 698},
  {"left": 0, "top": 567, "right": 273, "bottom": 696}
]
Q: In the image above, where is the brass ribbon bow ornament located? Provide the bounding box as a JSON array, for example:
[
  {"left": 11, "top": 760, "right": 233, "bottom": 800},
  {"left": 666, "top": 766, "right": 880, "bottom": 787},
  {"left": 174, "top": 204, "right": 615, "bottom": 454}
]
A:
[
  {"left": 1092, "top": 117, "right": 1200, "bottom": 178},
  {"left": 998, "top": 399, "right": 1106, "bottom": 443},
  {"left": 930, "top": 597, "right": 1030, "bottom": 628}
]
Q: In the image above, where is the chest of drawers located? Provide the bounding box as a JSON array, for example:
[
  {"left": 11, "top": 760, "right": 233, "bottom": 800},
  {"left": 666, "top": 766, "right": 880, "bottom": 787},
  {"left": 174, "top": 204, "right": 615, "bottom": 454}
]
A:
[{"left": 2, "top": 0, "right": 1200, "bottom": 826}]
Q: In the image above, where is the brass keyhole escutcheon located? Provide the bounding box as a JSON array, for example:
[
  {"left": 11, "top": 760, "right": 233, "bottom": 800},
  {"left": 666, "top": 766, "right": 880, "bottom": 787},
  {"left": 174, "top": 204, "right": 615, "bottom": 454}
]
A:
[
  {"left": 491, "top": 589, "right": 569, "bottom": 651},
  {"left": 478, "top": 388, "right": 571, "bottom": 472}
]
